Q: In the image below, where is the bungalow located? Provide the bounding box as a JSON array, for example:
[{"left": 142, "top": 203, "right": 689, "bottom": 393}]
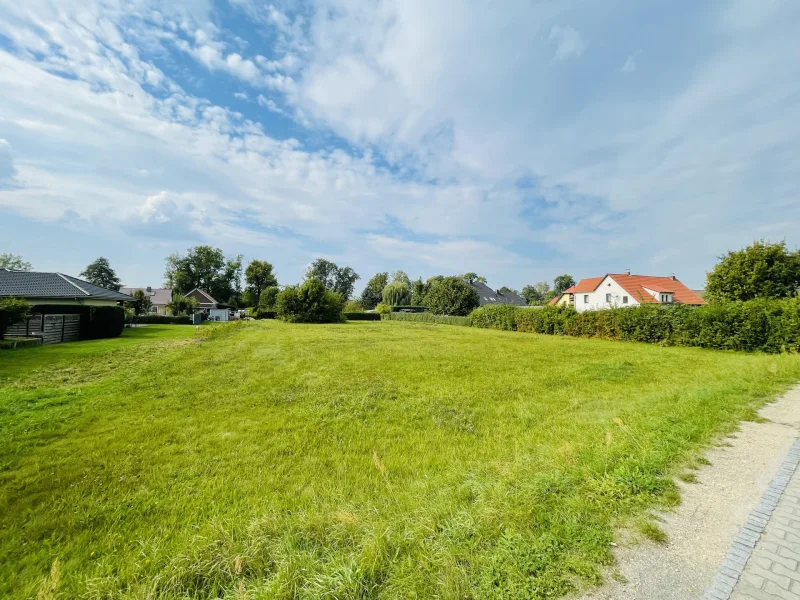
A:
[
  {"left": 119, "top": 287, "right": 173, "bottom": 315},
  {"left": 0, "top": 268, "right": 133, "bottom": 306},
  {"left": 185, "top": 288, "right": 231, "bottom": 321},
  {"left": 470, "top": 281, "right": 529, "bottom": 307},
  {"left": 549, "top": 272, "right": 705, "bottom": 313}
]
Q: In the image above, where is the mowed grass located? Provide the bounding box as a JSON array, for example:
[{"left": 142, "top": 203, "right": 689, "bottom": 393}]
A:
[{"left": 1, "top": 321, "right": 799, "bottom": 599}]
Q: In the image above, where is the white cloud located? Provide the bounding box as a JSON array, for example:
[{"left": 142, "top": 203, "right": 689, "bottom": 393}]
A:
[
  {"left": 621, "top": 53, "right": 638, "bottom": 73},
  {"left": 0, "top": 139, "right": 17, "bottom": 187},
  {"left": 548, "top": 25, "right": 587, "bottom": 60},
  {"left": 257, "top": 94, "right": 284, "bottom": 115},
  {"left": 234, "top": 91, "right": 249, "bottom": 100}
]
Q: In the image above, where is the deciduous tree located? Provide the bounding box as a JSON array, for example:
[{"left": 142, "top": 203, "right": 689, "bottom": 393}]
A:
[
  {"left": 0, "top": 253, "right": 32, "bottom": 271},
  {"left": 706, "top": 240, "right": 800, "bottom": 302},
  {"left": 305, "top": 258, "right": 360, "bottom": 299},
  {"left": 360, "top": 272, "right": 389, "bottom": 309}
]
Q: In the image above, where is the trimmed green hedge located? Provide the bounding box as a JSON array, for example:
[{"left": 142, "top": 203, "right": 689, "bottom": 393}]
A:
[
  {"left": 344, "top": 312, "right": 380, "bottom": 321},
  {"left": 469, "top": 299, "right": 800, "bottom": 353},
  {"left": 389, "top": 312, "right": 471, "bottom": 327},
  {"left": 130, "top": 315, "right": 192, "bottom": 325},
  {"left": 253, "top": 310, "right": 277, "bottom": 320}
]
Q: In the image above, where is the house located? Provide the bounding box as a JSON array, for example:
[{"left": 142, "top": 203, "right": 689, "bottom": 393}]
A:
[
  {"left": 119, "top": 287, "right": 173, "bottom": 315},
  {"left": 0, "top": 268, "right": 133, "bottom": 306},
  {"left": 549, "top": 272, "right": 706, "bottom": 312},
  {"left": 184, "top": 288, "right": 231, "bottom": 321},
  {"left": 470, "top": 281, "right": 529, "bottom": 307}
]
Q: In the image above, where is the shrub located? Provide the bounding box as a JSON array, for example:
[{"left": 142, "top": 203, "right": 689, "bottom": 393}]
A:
[
  {"left": 86, "top": 306, "right": 125, "bottom": 339},
  {"left": 344, "top": 312, "right": 380, "bottom": 321},
  {"left": 130, "top": 315, "right": 192, "bottom": 325},
  {"left": 0, "top": 298, "right": 31, "bottom": 340},
  {"left": 376, "top": 303, "right": 391, "bottom": 316},
  {"left": 389, "top": 312, "right": 471, "bottom": 326},
  {"left": 423, "top": 276, "right": 480, "bottom": 316},
  {"left": 343, "top": 300, "right": 365, "bottom": 313},
  {"left": 276, "top": 279, "right": 345, "bottom": 323},
  {"left": 468, "top": 298, "right": 800, "bottom": 353},
  {"left": 469, "top": 305, "right": 521, "bottom": 331},
  {"left": 252, "top": 310, "right": 277, "bottom": 320}
]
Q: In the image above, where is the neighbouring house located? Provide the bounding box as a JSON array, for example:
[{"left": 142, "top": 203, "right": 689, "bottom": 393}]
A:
[
  {"left": 119, "top": 286, "right": 173, "bottom": 315},
  {"left": 0, "top": 268, "right": 133, "bottom": 306},
  {"left": 470, "top": 281, "right": 529, "bottom": 307},
  {"left": 184, "top": 288, "right": 231, "bottom": 321},
  {"left": 549, "top": 272, "right": 706, "bottom": 312}
]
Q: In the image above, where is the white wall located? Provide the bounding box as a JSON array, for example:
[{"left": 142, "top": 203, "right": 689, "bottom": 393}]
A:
[{"left": 574, "top": 276, "right": 640, "bottom": 313}]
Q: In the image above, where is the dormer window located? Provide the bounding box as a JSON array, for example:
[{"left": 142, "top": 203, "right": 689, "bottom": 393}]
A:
[{"left": 660, "top": 293, "right": 673, "bottom": 304}]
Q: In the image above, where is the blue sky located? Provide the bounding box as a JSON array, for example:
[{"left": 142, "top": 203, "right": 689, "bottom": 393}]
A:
[{"left": 1, "top": 0, "right": 799, "bottom": 292}]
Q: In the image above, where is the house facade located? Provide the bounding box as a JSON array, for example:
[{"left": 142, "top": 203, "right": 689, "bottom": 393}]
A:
[
  {"left": 119, "top": 287, "right": 173, "bottom": 315},
  {"left": 185, "top": 288, "right": 221, "bottom": 310},
  {"left": 0, "top": 269, "right": 133, "bottom": 306},
  {"left": 550, "top": 272, "right": 705, "bottom": 313}
]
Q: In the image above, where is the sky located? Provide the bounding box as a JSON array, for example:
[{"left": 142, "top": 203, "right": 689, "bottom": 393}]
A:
[{"left": 1, "top": 0, "right": 799, "bottom": 293}]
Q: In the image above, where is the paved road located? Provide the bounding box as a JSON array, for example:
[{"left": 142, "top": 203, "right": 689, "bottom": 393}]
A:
[{"left": 707, "top": 439, "right": 800, "bottom": 600}]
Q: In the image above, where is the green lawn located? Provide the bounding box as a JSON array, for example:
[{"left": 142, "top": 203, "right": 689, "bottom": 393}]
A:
[{"left": 1, "top": 321, "right": 799, "bottom": 599}]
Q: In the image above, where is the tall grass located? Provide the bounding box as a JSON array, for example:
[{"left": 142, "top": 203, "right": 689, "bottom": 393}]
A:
[{"left": 1, "top": 321, "right": 798, "bottom": 598}]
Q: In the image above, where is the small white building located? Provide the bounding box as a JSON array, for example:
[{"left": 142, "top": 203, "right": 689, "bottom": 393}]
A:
[{"left": 550, "top": 272, "right": 705, "bottom": 313}]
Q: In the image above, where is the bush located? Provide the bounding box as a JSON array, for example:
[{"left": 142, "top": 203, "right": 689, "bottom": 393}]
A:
[
  {"left": 468, "top": 298, "right": 800, "bottom": 353},
  {"left": 344, "top": 312, "right": 380, "bottom": 321},
  {"left": 469, "top": 305, "right": 521, "bottom": 331},
  {"left": 276, "top": 279, "right": 345, "bottom": 323},
  {"left": 343, "top": 300, "right": 365, "bottom": 313},
  {"left": 382, "top": 281, "right": 412, "bottom": 306},
  {"left": 376, "top": 303, "right": 391, "bottom": 316},
  {"left": 389, "top": 312, "right": 471, "bottom": 326},
  {"left": 0, "top": 298, "right": 31, "bottom": 340},
  {"left": 252, "top": 310, "right": 277, "bottom": 320},
  {"left": 130, "top": 315, "right": 192, "bottom": 325},
  {"left": 423, "top": 276, "right": 480, "bottom": 316},
  {"left": 86, "top": 306, "right": 125, "bottom": 339}
]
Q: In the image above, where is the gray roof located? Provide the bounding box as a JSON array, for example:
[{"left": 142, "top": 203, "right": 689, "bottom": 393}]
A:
[
  {"left": 0, "top": 269, "right": 134, "bottom": 301},
  {"left": 470, "top": 281, "right": 528, "bottom": 307},
  {"left": 120, "top": 287, "right": 173, "bottom": 305}
]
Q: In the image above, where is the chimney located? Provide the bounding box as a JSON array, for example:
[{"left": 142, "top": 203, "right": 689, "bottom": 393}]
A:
[
  {"left": 146, "top": 286, "right": 152, "bottom": 293},
  {"left": 670, "top": 273, "right": 676, "bottom": 281},
  {"left": 625, "top": 269, "right": 631, "bottom": 276}
]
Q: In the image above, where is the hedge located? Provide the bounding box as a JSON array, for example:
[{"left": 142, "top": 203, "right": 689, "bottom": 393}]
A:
[
  {"left": 468, "top": 298, "right": 800, "bottom": 353},
  {"left": 389, "top": 305, "right": 429, "bottom": 313},
  {"left": 252, "top": 310, "right": 277, "bottom": 320},
  {"left": 389, "top": 312, "right": 471, "bottom": 327},
  {"left": 130, "top": 315, "right": 192, "bottom": 325},
  {"left": 31, "top": 304, "right": 124, "bottom": 339},
  {"left": 344, "top": 312, "right": 381, "bottom": 321}
]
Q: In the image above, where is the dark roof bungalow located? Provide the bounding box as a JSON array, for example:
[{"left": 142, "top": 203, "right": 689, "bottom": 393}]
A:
[
  {"left": 470, "top": 281, "right": 528, "bottom": 307},
  {"left": 0, "top": 269, "right": 133, "bottom": 306}
]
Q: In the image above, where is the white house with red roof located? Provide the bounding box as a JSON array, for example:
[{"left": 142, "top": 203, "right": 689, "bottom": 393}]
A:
[{"left": 549, "top": 272, "right": 705, "bottom": 312}]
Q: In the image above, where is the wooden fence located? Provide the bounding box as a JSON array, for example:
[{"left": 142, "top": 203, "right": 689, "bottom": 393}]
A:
[{"left": 6, "top": 314, "right": 81, "bottom": 344}]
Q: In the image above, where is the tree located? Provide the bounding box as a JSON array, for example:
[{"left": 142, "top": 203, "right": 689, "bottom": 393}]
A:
[
  {"left": 166, "top": 294, "right": 199, "bottom": 316},
  {"left": 391, "top": 270, "right": 412, "bottom": 287},
  {"left": 706, "top": 240, "right": 800, "bottom": 302},
  {"left": 461, "top": 272, "right": 487, "bottom": 284},
  {"left": 553, "top": 274, "right": 576, "bottom": 295},
  {"left": 245, "top": 260, "right": 277, "bottom": 302},
  {"left": 499, "top": 286, "right": 518, "bottom": 295},
  {"left": 522, "top": 281, "right": 550, "bottom": 305},
  {"left": 164, "top": 246, "right": 242, "bottom": 304},
  {"left": 305, "top": 258, "right": 360, "bottom": 299},
  {"left": 411, "top": 278, "right": 427, "bottom": 306},
  {"left": 382, "top": 281, "right": 412, "bottom": 306},
  {"left": 276, "top": 278, "right": 344, "bottom": 323},
  {"left": 80, "top": 257, "right": 121, "bottom": 291},
  {"left": 0, "top": 253, "right": 32, "bottom": 271},
  {"left": 360, "top": 272, "right": 389, "bottom": 309},
  {"left": 0, "top": 297, "right": 30, "bottom": 340},
  {"left": 126, "top": 289, "right": 152, "bottom": 315},
  {"left": 424, "top": 276, "right": 480, "bottom": 316},
  {"left": 259, "top": 286, "right": 280, "bottom": 311}
]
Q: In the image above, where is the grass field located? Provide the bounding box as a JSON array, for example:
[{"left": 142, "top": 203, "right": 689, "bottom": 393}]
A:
[{"left": 2, "top": 321, "right": 799, "bottom": 599}]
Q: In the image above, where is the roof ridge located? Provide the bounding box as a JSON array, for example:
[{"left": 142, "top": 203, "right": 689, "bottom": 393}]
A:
[{"left": 56, "top": 272, "right": 90, "bottom": 296}]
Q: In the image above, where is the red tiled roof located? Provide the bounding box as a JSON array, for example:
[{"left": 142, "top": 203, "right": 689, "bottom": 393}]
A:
[
  {"left": 548, "top": 295, "right": 560, "bottom": 306},
  {"left": 563, "top": 276, "right": 605, "bottom": 294},
  {"left": 608, "top": 274, "right": 705, "bottom": 305}
]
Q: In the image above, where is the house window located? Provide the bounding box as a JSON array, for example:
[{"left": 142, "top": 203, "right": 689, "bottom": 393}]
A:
[
  {"left": 606, "top": 293, "right": 612, "bottom": 303},
  {"left": 584, "top": 295, "right": 589, "bottom": 304},
  {"left": 622, "top": 296, "right": 628, "bottom": 304}
]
